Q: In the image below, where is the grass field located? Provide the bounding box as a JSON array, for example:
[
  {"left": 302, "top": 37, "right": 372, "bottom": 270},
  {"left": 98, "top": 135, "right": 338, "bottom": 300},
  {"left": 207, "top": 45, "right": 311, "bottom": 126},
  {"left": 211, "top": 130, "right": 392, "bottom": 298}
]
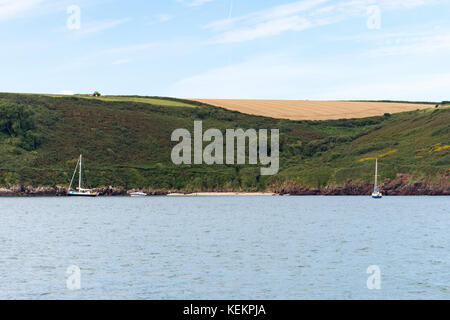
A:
[
  {"left": 194, "top": 99, "right": 435, "bottom": 120},
  {"left": 46, "top": 94, "right": 198, "bottom": 108}
]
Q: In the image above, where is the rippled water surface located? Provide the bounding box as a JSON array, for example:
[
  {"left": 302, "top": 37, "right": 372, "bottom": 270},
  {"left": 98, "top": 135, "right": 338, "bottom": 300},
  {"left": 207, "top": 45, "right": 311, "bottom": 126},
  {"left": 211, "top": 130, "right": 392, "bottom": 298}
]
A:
[{"left": 0, "top": 196, "right": 449, "bottom": 299}]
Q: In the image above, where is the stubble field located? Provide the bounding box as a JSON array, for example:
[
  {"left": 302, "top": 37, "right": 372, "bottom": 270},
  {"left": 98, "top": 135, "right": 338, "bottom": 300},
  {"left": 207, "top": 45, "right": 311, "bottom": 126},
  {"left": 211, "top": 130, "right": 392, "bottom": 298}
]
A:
[{"left": 194, "top": 99, "right": 433, "bottom": 120}]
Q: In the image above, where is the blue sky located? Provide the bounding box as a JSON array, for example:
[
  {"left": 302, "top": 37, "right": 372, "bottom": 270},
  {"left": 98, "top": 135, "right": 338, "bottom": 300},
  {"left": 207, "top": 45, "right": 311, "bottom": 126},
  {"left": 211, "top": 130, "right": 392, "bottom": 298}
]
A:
[{"left": 1, "top": 0, "right": 449, "bottom": 101}]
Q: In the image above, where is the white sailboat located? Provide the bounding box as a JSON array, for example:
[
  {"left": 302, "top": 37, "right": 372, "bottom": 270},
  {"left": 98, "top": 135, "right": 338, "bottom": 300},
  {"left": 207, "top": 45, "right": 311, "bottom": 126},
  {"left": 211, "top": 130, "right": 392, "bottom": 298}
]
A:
[
  {"left": 371, "top": 158, "right": 382, "bottom": 199},
  {"left": 67, "top": 154, "right": 98, "bottom": 197}
]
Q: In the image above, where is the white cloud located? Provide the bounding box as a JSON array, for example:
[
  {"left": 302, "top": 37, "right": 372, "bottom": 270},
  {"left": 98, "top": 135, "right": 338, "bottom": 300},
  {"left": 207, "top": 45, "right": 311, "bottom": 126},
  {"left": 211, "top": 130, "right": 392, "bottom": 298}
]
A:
[
  {"left": 323, "top": 73, "right": 450, "bottom": 101},
  {"left": 369, "top": 36, "right": 450, "bottom": 57},
  {"left": 51, "top": 42, "right": 163, "bottom": 73},
  {"left": 188, "top": 0, "right": 214, "bottom": 7},
  {"left": 206, "top": 0, "right": 328, "bottom": 32},
  {"left": 176, "top": 0, "right": 214, "bottom": 7},
  {"left": 112, "top": 58, "right": 132, "bottom": 65},
  {"left": 205, "top": 0, "right": 448, "bottom": 43},
  {"left": 156, "top": 13, "right": 173, "bottom": 22},
  {"left": 214, "top": 16, "right": 313, "bottom": 44},
  {"left": 147, "top": 13, "right": 174, "bottom": 25},
  {"left": 100, "top": 42, "right": 160, "bottom": 55},
  {"left": 72, "top": 18, "right": 130, "bottom": 36},
  {"left": 168, "top": 51, "right": 449, "bottom": 101},
  {"left": 169, "top": 53, "right": 343, "bottom": 99},
  {"left": 328, "top": 25, "right": 450, "bottom": 57},
  {"left": 0, "top": 0, "right": 43, "bottom": 21},
  {"left": 59, "top": 90, "right": 74, "bottom": 95}
]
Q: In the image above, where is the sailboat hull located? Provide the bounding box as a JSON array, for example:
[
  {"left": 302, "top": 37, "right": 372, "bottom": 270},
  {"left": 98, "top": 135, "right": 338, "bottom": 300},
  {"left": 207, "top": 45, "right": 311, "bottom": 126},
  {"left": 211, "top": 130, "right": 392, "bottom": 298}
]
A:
[
  {"left": 371, "top": 192, "right": 382, "bottom": 199},
  {"left": 67, "top": 191, "right": 98, "bottom": 197}
]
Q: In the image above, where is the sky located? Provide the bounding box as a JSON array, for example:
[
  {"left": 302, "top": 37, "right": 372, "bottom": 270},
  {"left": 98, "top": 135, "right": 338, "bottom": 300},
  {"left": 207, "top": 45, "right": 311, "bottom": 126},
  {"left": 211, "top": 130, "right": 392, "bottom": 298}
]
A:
[{"left": 1, "top": 0, "right": 449, "bottom": 101}]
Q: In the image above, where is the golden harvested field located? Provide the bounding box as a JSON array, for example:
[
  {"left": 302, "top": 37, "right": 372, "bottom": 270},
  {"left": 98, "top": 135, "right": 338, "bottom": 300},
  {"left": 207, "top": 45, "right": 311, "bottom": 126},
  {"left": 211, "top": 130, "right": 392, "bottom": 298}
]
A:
[{"left": 194, "top": 99, "right": 433, "bottom": 120}]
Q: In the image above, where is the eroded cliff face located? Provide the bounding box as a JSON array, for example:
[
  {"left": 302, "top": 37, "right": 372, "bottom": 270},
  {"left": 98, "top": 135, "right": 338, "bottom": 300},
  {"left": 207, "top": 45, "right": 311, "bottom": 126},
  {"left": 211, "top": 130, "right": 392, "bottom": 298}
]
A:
[{"left": 271, "top": 173, "right": 450, "bottom": 196}]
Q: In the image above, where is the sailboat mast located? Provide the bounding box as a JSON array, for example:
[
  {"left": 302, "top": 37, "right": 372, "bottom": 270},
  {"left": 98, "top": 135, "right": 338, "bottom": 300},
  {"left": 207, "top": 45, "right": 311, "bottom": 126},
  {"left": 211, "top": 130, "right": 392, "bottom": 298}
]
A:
[
  {"left": 374, "top": 158, "right": 378, "bottom": 191},
  {"left": 79, "top": 154, "right": 82, "bottom": 190}
]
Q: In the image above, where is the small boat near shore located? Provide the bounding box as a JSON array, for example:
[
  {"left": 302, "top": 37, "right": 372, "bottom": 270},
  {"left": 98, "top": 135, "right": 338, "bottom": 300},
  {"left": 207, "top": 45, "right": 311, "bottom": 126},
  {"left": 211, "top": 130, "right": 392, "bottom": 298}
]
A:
[
  {"left": 67, "top": 155, "right": 98, "bottom": 197},
  {"left": 129, "top": 191, "right": 147, "bottom": 197},
  {"left": 371, "top": 158, "right": 383, "bottom": 199}
]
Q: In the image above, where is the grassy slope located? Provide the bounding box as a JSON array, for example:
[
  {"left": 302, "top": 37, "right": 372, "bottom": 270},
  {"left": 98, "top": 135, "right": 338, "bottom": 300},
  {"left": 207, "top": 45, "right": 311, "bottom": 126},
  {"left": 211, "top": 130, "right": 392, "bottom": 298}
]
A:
[
  {"left": 275, "top": 108, "right": 450, "bottom": 189},
  {"left": 0, "top": 92, "right": 448, "bottom": 192}
]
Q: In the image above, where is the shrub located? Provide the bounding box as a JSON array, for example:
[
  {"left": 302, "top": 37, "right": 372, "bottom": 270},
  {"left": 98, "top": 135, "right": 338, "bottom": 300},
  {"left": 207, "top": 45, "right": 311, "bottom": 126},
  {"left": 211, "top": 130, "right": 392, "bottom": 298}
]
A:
[{"left": 0, "top": 102, "right": 35, "bottom": 137}]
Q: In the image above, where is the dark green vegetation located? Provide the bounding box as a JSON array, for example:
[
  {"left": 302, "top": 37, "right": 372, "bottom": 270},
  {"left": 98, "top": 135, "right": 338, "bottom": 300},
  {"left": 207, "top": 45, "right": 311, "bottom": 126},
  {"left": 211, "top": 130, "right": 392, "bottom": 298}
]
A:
[
  {"left": 0, "top": 102, "right": 43, "bottom": 151},
  {"left": 0, "top": 92, "right": 448, "bottom": 192}
]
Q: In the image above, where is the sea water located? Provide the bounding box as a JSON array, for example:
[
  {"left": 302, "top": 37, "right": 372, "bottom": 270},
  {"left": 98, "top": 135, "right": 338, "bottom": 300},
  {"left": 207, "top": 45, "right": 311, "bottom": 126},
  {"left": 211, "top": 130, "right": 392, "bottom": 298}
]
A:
[{"left": 0, "top": 196, "right": 448, "bottom": 299}]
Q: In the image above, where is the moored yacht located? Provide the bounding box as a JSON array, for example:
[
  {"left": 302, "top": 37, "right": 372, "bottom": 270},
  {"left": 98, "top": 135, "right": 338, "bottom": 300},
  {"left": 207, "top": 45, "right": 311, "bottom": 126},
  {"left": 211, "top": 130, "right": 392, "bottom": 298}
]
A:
[
  {"left": 67, "top": 155, "right": 98, "bottom": 197},
  {"left": 371, "top": 158, "right": 383, "bottom": 199}
]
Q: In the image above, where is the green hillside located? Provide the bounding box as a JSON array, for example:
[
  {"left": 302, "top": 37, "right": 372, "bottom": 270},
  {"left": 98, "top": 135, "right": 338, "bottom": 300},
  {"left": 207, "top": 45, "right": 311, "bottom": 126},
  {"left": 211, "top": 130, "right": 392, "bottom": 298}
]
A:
[{"left": 0, "top": 92, "right": 448, "bottom": 194}]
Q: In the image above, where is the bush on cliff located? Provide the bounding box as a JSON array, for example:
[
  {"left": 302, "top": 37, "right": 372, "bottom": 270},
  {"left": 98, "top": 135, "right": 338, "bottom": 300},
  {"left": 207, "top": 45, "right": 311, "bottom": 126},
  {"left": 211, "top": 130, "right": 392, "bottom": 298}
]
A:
[{"left": 0, "top": 101, "right": 42, "bottom": 150}]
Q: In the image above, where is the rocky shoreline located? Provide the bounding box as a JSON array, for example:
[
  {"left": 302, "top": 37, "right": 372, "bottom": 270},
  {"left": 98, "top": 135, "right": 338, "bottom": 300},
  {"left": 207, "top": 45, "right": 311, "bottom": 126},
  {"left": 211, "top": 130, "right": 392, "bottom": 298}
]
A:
[
  {"left": 272, "top": 174, "right": 450, "bottom": 196},
  {"left": 0, "top": 185, "right": 169, "bottom": 197},
  {"left": 0, "top": 174, "right": 448, "bottom": 196}
]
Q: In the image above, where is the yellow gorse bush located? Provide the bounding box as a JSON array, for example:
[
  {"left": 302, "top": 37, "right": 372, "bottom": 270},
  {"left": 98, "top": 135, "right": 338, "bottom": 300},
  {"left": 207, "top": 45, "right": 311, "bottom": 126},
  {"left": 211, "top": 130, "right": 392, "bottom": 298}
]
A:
[
  {"left": 415, "top": 144, "right": 450, "bottom": 156},
  {"left": 358, "top": 149, "right": 398, "bottom": 162},
  {"left": 435, "top": 145, "right": 450, "bottom": 152}
]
